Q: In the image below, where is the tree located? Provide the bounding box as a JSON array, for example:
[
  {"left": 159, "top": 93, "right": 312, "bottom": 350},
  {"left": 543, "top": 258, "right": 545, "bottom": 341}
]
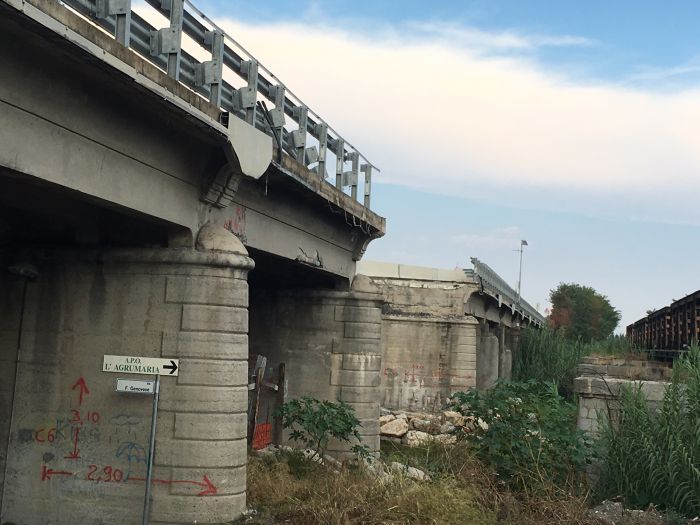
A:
[{"left": 548, "top": 283, "right": 620, "bottom": 341}]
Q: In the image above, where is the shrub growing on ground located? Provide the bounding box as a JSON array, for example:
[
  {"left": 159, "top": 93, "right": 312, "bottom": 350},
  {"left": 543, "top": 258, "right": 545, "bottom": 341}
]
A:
[
  {"left": 276, "top": 396, "right": 369, "bottom": 460},
  {"left": 450, "top": 380, "right": 592, "bottom": 491},
  {"left": 598, "top": 347, "right": 700, "bottom": 518}
]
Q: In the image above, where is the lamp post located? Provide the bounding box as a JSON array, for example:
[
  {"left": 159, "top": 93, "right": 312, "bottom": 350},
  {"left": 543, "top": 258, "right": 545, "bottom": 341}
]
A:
[{"left": 516, "top": 240, "right": 528, "bottom": 304}]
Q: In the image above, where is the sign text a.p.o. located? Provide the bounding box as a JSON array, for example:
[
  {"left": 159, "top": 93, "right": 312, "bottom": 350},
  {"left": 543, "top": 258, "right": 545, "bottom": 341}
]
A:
[{"left": 102, "top": 355, "right": 179, "bottom": 376}]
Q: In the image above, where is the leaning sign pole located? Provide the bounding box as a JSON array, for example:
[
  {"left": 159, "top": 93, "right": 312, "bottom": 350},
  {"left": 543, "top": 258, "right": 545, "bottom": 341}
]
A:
[{"left": 102, "top": 355, "right": 179, "bottom": 524}]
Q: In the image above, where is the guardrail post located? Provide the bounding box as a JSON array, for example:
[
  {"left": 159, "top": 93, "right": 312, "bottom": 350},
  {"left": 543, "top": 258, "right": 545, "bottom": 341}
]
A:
[
  {"left": 268, "top": 85, "right": 286, "bottom": 138},
  {"left": 349, "top": 152, "right": 359, "bottom": 200},
  {"left": 195, "top": 30, "right": 224, "bottom": 107},
  {"left": 96, "top": 0, "right": 131, "bottom": 46},
  {"left": 361, "top": 163, "right": 372, "bottom": 208},
  {"left": 235, "top": 60, "right": 258, "bottom": 125},
  {"left": 149, "top": 0, "right": 184, "bottom": 80},
  {"left": 342, "top": 152, "right": 359, "bottom": 200},
  {"left": 315, "top": 123, "right": 328, "bottom": 178},
  {"left": 334, "top": 139, "right": 345, "bottom": 189},
  {"left": 291, "top": 105, "right": 308, "bottom": 164}
]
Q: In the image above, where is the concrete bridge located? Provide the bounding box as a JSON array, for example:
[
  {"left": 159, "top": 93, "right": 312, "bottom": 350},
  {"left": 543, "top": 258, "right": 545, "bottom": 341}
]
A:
[
  {"left": 0, "top": 1, "right": 545, "bottom": 523},
  {"left": 0, "top": 0, "right": 384, "bottom": 522},
  {"left": 355, "top": 259, "right": 544, "bottom": 412}
]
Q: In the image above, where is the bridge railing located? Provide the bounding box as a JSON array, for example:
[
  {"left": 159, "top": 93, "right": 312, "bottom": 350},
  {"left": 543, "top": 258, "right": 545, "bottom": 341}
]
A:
[
  {"left": 465, "top": 257, "right": 545, "bottom": 327},
  {"left": 59, "top": 0, "right": 378, "bottom": 209}
]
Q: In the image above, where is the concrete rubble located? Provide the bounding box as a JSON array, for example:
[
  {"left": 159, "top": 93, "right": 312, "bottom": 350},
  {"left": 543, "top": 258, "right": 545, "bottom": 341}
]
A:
[{"left": 378, "top": 407, "right": 473, "bottom": 446}]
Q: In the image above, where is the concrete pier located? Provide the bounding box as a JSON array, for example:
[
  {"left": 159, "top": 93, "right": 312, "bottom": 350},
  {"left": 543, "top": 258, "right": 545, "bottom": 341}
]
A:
[{"left": 0, "top": 235, "right": 253, "bottom": 524}]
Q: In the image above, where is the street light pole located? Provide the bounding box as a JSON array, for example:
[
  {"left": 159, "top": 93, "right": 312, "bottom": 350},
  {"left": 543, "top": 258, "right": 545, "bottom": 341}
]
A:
[{"left": 516, "top": 240, "right": 528, "bottom": 304}]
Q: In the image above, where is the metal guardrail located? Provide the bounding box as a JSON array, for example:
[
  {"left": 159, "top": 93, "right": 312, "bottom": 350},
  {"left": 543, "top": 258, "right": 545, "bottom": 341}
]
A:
[
  {"left": 56, "top": 0, "right": 378, "bottom": 208},
  {"left": 465, "top": 257, "right": 545, "bottom": 326}
]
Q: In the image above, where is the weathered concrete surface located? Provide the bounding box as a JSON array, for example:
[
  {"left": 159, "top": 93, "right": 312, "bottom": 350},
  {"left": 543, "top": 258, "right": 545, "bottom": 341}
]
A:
[
  {"left": 249, "top": 289, "right": 383, "bottom": 457},
  {"left": 0, "top": 2, "right": 385, "bottom": 280},
  {"left": 354, "top": 263, "right": 482, "bottom": 410},
  {"left": 574, "top": 356, "right": 671, "bottom": 435},
  {"left": 0, "top": 242, "right": 252, "bottom": 524},
  {"left": 355, "top": 262, "right": 529, "bottom": 411}
]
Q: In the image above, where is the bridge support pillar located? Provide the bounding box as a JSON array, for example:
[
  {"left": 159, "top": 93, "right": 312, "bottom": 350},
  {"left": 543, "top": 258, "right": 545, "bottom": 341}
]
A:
[
  {"left": 498, "top": 325, "right": 513, "bottom": 381},
  {"left": 447, "top": 321, "right": 478, "bottom": 395},
  {"left": 249, "top": 289, "right": 383, "bottom": 458},
  {"left": 476, "top": 322, "right": 500, "bottom": 391},
  {"left": 0, "top": 227, "right": 253, "bottom": 524}
]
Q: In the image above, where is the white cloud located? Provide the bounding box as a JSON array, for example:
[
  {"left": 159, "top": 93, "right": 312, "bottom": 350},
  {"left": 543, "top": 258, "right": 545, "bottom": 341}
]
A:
[
  {"left": 449, "top": 227, "right": 522, "bottom": 250},
  {"left": 407, "top": 22, "right": 596, "bottom": 54},
  {"left": 135, "top": 3, "right": 700, "bottom": 224}
]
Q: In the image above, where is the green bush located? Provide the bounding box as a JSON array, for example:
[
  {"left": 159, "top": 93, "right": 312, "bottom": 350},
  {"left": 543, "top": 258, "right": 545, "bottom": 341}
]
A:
[
  {"left": 450, "top": 380, "right": 592, "bottom": 490},
  {"left": 276, "top": 396, "right": 369, "bottom": 460},
  {"left": 598, "top": 347, "right": 700, "bottom": 517}
]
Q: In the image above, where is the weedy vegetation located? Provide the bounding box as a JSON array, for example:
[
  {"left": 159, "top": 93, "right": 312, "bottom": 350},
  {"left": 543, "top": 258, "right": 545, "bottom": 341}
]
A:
[{"left": 597, "top": 347, "right": 700, "bottom": 518}]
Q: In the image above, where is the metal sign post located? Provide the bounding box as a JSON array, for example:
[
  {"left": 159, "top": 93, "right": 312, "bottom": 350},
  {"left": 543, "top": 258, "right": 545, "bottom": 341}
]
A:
[
  {"left": 106, "top": 354, "right": 178, "bottom": 525},
  {"left": 142, "top": 374, "right": 160, "bottom": 525}
]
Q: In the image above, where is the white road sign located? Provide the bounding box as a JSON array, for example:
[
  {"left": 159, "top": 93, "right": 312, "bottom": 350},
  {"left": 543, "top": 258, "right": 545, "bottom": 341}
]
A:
[
  {"left": 103, "top": 355, "right": 179, "bottom": 376},
  {"left": 116, "top": 379, "right": 156, "bottom": 394}
]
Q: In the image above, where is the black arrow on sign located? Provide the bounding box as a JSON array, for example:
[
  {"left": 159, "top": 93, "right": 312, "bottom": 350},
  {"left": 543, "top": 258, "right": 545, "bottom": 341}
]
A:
[{"left": 163, "top": 360, "right": 178, "bottom": 375}]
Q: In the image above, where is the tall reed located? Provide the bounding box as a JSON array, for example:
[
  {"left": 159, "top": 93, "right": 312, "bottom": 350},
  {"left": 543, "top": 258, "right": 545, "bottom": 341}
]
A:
[{"left": 598, "top": 347, "right": 700, "bottom": 517}]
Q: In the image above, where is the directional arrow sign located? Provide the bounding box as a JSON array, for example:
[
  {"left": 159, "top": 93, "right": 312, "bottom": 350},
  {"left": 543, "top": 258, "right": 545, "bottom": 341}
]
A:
[{"left": 103, "top": 355, "right": 179, "bottom": 377}]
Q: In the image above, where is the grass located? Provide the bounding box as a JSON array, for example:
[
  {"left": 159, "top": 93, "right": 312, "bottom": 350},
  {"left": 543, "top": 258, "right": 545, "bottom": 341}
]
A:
[
  {"left": 597, "top": 347, "right": 700, "bottom": 518},
  {"left": 241, "top": 442, "right": 599, "bottom": 525},
  {"left": 513, "top": 329, "right": 634, "bottom": 399}
]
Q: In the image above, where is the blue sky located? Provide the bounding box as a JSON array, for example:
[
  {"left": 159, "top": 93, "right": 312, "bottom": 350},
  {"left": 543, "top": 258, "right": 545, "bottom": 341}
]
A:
[{"left": 181, "top": 0, "right": 700, "bottom": 331}]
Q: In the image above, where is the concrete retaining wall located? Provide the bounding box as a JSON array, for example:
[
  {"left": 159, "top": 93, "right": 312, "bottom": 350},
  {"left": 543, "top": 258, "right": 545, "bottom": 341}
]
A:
[
  {"left": 352, "top": 274, "right": 485, "bottom": 411},
  {"left": 574, "top": 356, "right": 671, "bottom": 435}
]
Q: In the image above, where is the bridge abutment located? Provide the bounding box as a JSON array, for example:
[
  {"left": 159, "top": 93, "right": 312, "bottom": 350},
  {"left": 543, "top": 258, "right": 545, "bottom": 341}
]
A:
[{"left": 0, "top": 236, "right": 253, "bottom": 524}]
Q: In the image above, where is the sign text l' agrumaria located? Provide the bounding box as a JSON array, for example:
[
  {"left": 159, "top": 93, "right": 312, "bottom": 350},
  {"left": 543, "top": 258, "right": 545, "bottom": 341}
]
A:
[{"left": 102, "top": 355, "right": 179, "bottom": 377}]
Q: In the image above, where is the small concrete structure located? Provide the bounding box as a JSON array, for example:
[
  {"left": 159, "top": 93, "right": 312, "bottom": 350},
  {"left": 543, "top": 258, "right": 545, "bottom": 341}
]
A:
[
  {"left": 574, "top": 356, "right": 672, "bottom": 435},
  {"left": 355, "top": 261, "right": 544, "bottom": 412}
]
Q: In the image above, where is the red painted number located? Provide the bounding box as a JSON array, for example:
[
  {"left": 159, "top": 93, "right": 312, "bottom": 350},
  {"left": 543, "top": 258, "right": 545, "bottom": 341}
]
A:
[{"left": 87, "top": 465, "right": 123, "bottom": 483}]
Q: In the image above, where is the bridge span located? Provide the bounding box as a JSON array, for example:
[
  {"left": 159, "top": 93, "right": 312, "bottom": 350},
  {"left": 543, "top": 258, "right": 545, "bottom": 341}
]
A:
[
  {"left": 0, "top": 0, "right": 384, "bottom": 522},
  {"left": 0, "top": 1, "right": 545, "bottom": 523}
]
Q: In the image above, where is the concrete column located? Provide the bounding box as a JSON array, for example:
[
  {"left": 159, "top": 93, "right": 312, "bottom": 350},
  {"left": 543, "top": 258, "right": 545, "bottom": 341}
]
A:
[
  {"left": 249, "top": 289, "right": 383, "bottom": 458},
  {"left": 0, "top": 226, "right": 253, "bottom": 525},
  {"left": 476, "top": 322, "right": 499, "bottom": 391},
  {"left": 447, "top": 319, "right": 478, "bottom": 394},
  {"left": 497, "top": 325, "right": 512, "bottom": 380}
]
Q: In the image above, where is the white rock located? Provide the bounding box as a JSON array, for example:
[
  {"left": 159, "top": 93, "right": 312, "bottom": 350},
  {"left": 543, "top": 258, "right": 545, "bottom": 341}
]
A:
[
  {"left": 380, "top": 418, "right": 409, "bottom": 437},
  {"left": 395, "top": 412, "right": 408, "bottom": 420},
  {"left": 379, "top": 414, "right": 396, "bottom": 425},
  {"left": 390, "top": 461, "right": 429, "bottom": 481},
  {"left": 442, "top": 410, "right": 465, "bottom": 426},
  {"left": 410, "top": 418, "right": 432, "bottom": 432},
  {"left": 439, "top": 422, "right": 455, "bottom": 434},
  {"left": 403, "top": 430, "right": 431, "bottom": 447},
  {"left": 433, "top": 434, "right": 457, "bottom": 445}
]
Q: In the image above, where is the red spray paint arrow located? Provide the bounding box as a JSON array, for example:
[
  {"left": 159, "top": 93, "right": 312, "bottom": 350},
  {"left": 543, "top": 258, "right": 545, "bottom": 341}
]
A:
[
  {"left": 65, "top": 427, "right": 80, "bottom": 460},
  {"left": 71, "top": 377, "right": 89, "bottom": 406},
  {"left": 129, "top": 474, "right": 217, "bottom": 496},
  {"left": 41, "top": 465, "right": 73, "bottom": 481}
]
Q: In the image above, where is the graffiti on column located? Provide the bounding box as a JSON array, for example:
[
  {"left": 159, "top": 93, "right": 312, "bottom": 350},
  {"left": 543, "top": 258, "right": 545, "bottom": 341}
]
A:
[{"left": 30, "top": 376, "right": 218, "bottom": 496}]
